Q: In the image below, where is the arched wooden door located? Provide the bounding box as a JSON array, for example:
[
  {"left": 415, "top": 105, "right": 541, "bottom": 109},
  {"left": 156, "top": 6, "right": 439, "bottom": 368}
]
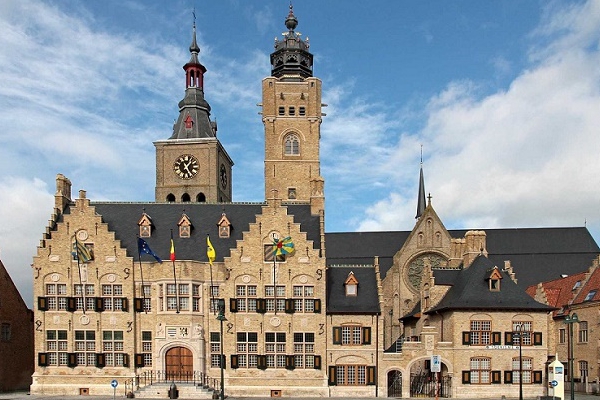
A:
[{"left": 165, "top": 347, "right": 193, "bottom": 381}]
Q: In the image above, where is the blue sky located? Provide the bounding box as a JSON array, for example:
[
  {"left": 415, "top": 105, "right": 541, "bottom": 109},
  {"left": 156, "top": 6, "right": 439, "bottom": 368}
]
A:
[{"left": 1, "top": 0, "right": 600, "bottom": 307}]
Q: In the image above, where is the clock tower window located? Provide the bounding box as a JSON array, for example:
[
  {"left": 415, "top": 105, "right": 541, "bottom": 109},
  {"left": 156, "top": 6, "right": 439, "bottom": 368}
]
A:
[
  {"left": 196, "top": 193, "right": 206, "bottom": 202},
  {"left": 182, "top": 193, "right": 191, "bottom": 202}
]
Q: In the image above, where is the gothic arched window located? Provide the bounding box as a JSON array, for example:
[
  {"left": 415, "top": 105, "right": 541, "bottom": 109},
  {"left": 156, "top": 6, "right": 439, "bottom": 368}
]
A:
[{"left": 284, "top": 134, "right": 300, "bottom": 155}]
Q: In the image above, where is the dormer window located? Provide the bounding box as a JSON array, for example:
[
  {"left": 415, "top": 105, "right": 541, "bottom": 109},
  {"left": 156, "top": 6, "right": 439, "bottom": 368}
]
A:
[
  {"left": 178, "top": 213, "right": 192, "bottom": 239},
  {"left": 138, "top": 213, "right": 153, "bottom": 238},
  {"left": 344, "top": 272, "right": 359, "bottom": 296},
  {"left": 487, "top": 267, "right": 503, "bottom": 292},
  {"left": 217, "top": 213, "right": 231, "bottom": 239}
]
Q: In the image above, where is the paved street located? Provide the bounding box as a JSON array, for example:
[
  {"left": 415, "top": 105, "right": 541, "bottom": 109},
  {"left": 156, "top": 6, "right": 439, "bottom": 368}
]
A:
[{"left": 1, "top": 393, "right": 600, "bottom": 400}]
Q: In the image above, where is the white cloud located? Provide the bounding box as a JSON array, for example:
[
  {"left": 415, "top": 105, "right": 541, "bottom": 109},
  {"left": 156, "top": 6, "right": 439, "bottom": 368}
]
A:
[
  {"left": 357, "top": 1, "right": 600, "bottom": 236},
  {"left": 0, "top": 177, "right": 54, "bottom": 306}
]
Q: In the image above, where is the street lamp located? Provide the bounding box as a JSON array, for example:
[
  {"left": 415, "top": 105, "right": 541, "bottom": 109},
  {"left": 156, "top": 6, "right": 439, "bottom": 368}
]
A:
[
  {"left": 564, "top": 313, "right": 579, "bottom": 400},
  {"left": 216, "top": 301, "right": 227, "bottom": 400},
  {"left": 513, "top": 324, "right": 524, "bottom": 400}
]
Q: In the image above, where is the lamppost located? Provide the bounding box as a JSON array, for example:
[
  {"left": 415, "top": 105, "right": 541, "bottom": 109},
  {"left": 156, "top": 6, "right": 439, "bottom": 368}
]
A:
[
  {"left": 216, "top": 301, "right": 227, "bottom": 400},
  {"left": 513, "top": 324, "right": 524, "bottom": 400},
  {"left": 564, "top": 313, "right": 579, "bottom": 400}
]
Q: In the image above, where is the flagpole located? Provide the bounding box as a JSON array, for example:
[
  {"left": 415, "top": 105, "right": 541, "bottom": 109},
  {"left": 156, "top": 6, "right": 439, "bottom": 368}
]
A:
[
  {"left": 74, "top": 235, "right": 86, "bottom": 315},
  {"left": 273, "top": 236, "right": 277, "bottom": 315},
  {"left": 170, "top": 230, "right": 179, "bottom": 314},
  {"left": 137, "top": 237, "right": 147, "bottom": 314}
]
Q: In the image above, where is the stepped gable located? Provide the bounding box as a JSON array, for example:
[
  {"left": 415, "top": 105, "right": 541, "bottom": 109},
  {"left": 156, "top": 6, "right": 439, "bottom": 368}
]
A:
[
  {"left": 326, "top": 265, "right": 380, "bottom": 314},
  {"left": 426, "top": 255, "right": 555, "bottom": 313},
  {"left": 86, "top": 202, "right": 320, "bottom": 262}
]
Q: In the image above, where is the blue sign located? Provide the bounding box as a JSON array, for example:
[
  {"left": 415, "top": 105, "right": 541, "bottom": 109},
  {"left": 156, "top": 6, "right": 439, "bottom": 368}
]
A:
[
  {"left": 111, "top": 379, "right": 118, "bottom": 388},
  {"left": 551, "top": 380, "right": 558, "bottom": 387}
]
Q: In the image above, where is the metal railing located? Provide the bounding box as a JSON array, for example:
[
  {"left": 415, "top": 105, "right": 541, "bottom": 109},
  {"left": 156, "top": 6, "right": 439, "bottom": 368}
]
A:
[{"left": 124, "top": 370, "right": 220, "bottom": 396}]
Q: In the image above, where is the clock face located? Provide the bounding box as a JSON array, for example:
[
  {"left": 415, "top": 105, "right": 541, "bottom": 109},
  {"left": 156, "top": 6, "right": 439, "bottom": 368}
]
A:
[
  {"left": 173, "top": 154, "right": 199, "bottom": 179},
  {"left": 220, "top": 164, "right": 228, "bottom": 189}
]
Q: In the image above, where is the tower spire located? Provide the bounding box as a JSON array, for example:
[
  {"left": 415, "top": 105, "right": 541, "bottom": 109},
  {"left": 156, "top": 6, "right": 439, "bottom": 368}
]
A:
[
  {"left": 270, "top": 3, "right": 313, "bottom": 80},
  {"left": 416, "top": 146, "right": 426, "bottom": 219},
  {"left": 169, "top": 14, "right": 215, "bottom": 140}
]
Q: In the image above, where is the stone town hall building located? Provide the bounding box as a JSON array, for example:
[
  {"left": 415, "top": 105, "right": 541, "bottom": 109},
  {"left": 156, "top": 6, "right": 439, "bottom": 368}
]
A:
[{"left": 30, "top": 6, "right": 600, "bottom": 398}]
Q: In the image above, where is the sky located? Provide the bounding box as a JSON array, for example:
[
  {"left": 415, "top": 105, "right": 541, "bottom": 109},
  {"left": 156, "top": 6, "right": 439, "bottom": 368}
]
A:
[{"left": 1, "top": 0, "right": 600, "bottom": 308}]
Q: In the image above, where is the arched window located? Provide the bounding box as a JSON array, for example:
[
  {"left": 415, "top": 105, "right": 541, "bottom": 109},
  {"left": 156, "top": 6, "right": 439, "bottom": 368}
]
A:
[
  {"left": 181, "top": 193, "right": 191, "bottom": 202},
  {"left": 284, "top": 134, "right": 300, "bottom": 155},
  {"left": 196, "top": 193, "right": 206, "bottom": 202},
  {"left": 166, "top": 194, "right": 175, "bottom": 202}
]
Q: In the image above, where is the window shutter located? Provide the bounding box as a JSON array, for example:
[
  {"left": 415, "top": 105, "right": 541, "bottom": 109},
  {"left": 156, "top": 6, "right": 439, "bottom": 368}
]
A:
[
  {"left": 314, "top": 355, "right": 322, "bottom": 370},
  {"left": 505, "top": 331, "right": 513, "bottom": 345},
  {"left": 121, "top": 298, "right": 129, "bottom": 312},
  {"left": 231, "top": 355, "right": 239, "bottom": 369},
  {"left": 135, "top": 354, "right": 144, "bottom": 368},
  {"left": 67, "top": 297, "right": 77, "bottom": 312},
  {"left": 362, "top": 327, "right": 372, "bottom": 345},
  {"left": 67, "top": 353, "right": 77, "bottom": 368},
  {"left": 504, "top": 371, "right": 513, "bottom": 383},
  {"left": 221, "top": 354, "right": 226, "bottom": 369},
  {"left": 122, "top": 353, "right": 129, "bottom": 367},
  {"left": 286, "top": 355, "right": 295, "bottom": 370},
  {"left": 533, "top": 370, "right": 543, "bottom": 384},
  {"left": 492, "top": 332, "right": 501, "bottom": 345},
  {"left": 333, "top": 327, "right": 342, "bottom": 345},
  {"left": 462, "top": 371, "right": 471, "bottom": 384},
  {"left": 38, "top": 353, "right": 49, "bottom": 367},
  {"left": 462, "top": 331, "right": 470, "bottom": 345},
  {"left": 96, "top": 353, "right": 106, "bottom": 368},
  {"left": 230, "top": 298, "right": 238, "bottom": 313},
  {"left": 38, "top": 297, "right": 48, "bottom": 311},
  {"left": 533, "top": 332, "right": 542, "bottom": 346},
  {"left": 95, "top": 297, "right": 104, "bottom": 312},
  {"left": 328, "top": 366, "right": 337, "bottom": 385},
  {"left": 492, "top": 371, "right": 501, "bottom": 384},
  {"left": 257, "top": 355, "right": 267, "bottom": 370},
  {"left": 257, "top": 299, "right": 266, "bottom": 314},
  {"left": 313, "top": 299, "right": 321, "bottom": 313},
  {"left": 285, "top": 299, "right": 295, "bottom": 314},
  {"left": 367, "top": 366, "right": 376, "bottom": 385},
  {"left": 134, "top": 298, "right": 144, "bottom": 313}
]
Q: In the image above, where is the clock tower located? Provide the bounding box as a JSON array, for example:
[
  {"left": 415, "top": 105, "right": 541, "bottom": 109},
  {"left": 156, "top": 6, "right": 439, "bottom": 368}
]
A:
[
  {"left": 155, "top": 21, "right": 233, "bottom": 203},
  {"left": 261, "top": 5, "right": 324, "bottom": 211}
]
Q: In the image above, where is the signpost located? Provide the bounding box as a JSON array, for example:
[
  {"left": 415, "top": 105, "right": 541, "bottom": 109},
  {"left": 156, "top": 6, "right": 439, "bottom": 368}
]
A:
[
  {"left": 111, "top": 379, "right": 118, "bottom": 400},
  {"left": 431, "top": 355, "right": 441, "bottom": 400}
]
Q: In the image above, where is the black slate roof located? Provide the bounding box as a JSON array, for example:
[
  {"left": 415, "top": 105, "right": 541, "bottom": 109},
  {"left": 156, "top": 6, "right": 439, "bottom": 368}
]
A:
[
  {"left": 325, "top": 227, "right": 599, "bottom": 288},
  {"left": 326, "top": 266, "right": 380, "bottom": 314},
  {"left": 79, "top": 202, "right": 320, "bottom": 262},
  {"left": 426, "top": 255, "right": 555, "bottom": 313}
]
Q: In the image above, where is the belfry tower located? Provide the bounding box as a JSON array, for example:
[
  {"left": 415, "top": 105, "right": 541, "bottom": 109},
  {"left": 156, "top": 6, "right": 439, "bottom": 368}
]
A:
[
  {"left": 154, "top": 20, "right": 233, "bottom": 203},
  {"left": 261, "top": 5, "right": 324, "bottom": 211}
]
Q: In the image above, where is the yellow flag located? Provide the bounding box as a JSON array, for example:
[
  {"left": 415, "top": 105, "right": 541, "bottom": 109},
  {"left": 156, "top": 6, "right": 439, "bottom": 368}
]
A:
[{"left": 207, "top": 236, "right": 216, "bottom": 265}]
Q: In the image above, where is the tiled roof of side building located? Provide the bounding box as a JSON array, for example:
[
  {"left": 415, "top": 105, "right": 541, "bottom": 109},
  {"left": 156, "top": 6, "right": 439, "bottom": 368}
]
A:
[
  {"left": 85, "top": 202, "right": 321, "bottom": 262},
  {"left": 526, "top": 271, "right": 588, "bottom": 316},
  {"left": 326, "top": 265, "right": 380, "bottom": 314},
  {"left": 427, "top": 255, "right": 556, "bottom": 313},
  {"left": 326, "top": 227, "right": 599, "bottom": 288}
]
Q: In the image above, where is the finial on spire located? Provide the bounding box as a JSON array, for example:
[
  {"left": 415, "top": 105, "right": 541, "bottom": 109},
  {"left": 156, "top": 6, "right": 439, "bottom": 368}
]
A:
[
  {"left": 416, "top": 148, "right": 426, "bottom": 219},
  {"left": 285, "top": 2, "right": 298, "bottom": 31}
]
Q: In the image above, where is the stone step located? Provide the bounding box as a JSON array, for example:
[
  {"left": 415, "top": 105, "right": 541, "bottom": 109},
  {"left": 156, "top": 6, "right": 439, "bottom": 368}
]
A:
[{"left": 133, "top": 383, "right": 216, "bottom": 399}]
